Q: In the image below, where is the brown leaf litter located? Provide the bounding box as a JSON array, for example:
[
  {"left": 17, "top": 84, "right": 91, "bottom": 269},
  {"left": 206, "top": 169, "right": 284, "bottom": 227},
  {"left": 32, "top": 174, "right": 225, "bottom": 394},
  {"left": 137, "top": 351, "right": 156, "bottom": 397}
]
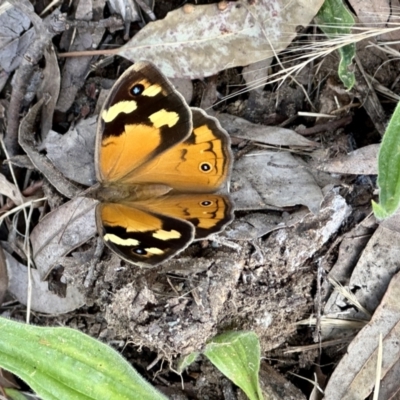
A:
[{"left": 2, "top": 0, "right": 400, "bottom": 398}]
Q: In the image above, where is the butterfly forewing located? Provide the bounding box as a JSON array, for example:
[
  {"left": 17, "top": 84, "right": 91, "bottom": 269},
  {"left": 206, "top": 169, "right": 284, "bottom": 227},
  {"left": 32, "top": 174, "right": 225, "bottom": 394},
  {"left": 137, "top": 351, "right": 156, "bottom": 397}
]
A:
[
  {"left": 96, "top": 61, "right": 192, "bottom": 184},
  {"left": 119, "top": 108, "right": 232, "bottom": 193}
]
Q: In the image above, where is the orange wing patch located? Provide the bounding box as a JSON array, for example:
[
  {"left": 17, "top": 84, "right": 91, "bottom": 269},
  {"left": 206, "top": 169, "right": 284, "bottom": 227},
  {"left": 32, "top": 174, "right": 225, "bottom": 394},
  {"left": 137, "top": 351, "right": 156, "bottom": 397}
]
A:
[
  {"left": 129, "top": 194, "right": 233, "bottom": 238},
  {"left": 100, "top": 202, "right": 164, "bottom": 232},
  {"left": 120, "top": 112, "right": 231, "bottom": 192},
  {"left": 99, "top": 124, "right": 162, "bottom": 182}
]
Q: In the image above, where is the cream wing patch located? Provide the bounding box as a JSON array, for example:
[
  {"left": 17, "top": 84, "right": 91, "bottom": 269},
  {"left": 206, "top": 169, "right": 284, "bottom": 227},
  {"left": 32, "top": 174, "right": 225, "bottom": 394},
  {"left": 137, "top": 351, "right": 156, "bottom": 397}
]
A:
[
  {"left": 145, "top": 247, "right": 164, "bottom": 255},
  {"left": 104, "top": 233, "right": 139, "bottom": 246},
  {"left": 102, "top": 100, "right": 138, "bottom": 123},
  {"left": 142, "top": 84, "right": 163, "bottom": 97},
  {"left": 152, "top": 229, "right": 181, "bottom": 240},
  {"left": 149, "top": 109, "right": 179, "bottom": 128}
]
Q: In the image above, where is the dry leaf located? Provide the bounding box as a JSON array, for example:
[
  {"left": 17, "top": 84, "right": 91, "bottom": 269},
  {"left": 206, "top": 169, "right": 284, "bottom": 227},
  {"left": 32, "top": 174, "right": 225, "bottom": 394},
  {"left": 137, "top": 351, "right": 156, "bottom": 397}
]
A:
[
  {"left": 0, "top": 28, "right": 34, "bottom": 74},
  {"left": 107, "top": 0, "right": 140, "bottom": 22},
  {"left": 218, "top": 113, "right": 318, "bottom": 147},
  {"left": 316, "top": 144, "right": 379, "bottom": 175},
  {"left": 42, "top": 116, "right": 97, "bottom": 186},
  {"left": 5, "top": 251, "right": 86, "bottom": 314},
  {"left": 0, "top": 246, "right": 8, "bottom": 306},
  {"left": 37, "top": 44, "right": 60, "bottom": 140},
  {"left": 348, "top": 0, "right": 400, "bottom": 45},
  {"left": 381, "top": 206, "right": 400, "bottom": 233},
  {"left": 242, "top": 59, "right": 272, "bottom": 94},
  {"left": 169, "top": 78, "right": 193, "bottom": 104},
  {"left": 222, "top": 213, "right": 284, "bottom": 241},
  {"left": 118, "top": 0, "right": 324, "bottom": 78},
  {"left": 223, "top": 209, "right": 308, "bottom": 241},
  {"left": 56, "top": 0, "right": 107, "bottom": 112},
  {"left": 259, "top": 363, "right": 307, "bottom": 400},
  {"left": 0, "top": 173, "right": 25, "bottom": 205},
  {"left": 30, "top": 197, "right": 97, "bottom": 280},
  {"left": 325, "top": 215, "right": 377, "bottom": 286},
  {"left": 19, "top": 98, "right": 81, "bottom": 198},
  {"left": 324, "top": 270, "right": 400, "bottom": 400},
  {"left": 323, "top": 224, "right": 400, "bottom": 341},
  {"left": 0, "top": 2, "right": 35, "bottom": 78},
  {"left": 232, "top": 150, "right": 324, "bottom": 213},
  {"left": 0, "top": 1, "right": 31, "bottom": 48}
]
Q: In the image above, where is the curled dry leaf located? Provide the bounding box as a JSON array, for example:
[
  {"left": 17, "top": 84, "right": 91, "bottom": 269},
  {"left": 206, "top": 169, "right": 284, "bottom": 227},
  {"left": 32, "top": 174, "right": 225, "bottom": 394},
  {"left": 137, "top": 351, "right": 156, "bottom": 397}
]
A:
[
  {"left": 19, "top": 98, "right": 81, "bottom": 199},
  {"left": 169, "top": 78, "right": 193, "bottom": 105},
  {"left": 56, "top": 0, "right": 107, "bottom": 112},
  {"left": 0, "top": 173, "right": 25, "bottom": 205},
  {"left": 118, "top": 0, "right": 324, "bottom": 78},
  {"left": 5, "top": 251, "right": 85, "bottom": 314},
  {"left": 218, "top": 113, "right": 318, "bottom": 147},
  {"left": 223, "top": 209, "right": 309, "bottom": 241},
  {"left": 324, "top": 215, "right": 377, "bottom": 294},
  {"left": 316, "top": 144, "right": 379, "bottom": 175},
  {"left": 30, "top": 197, "right": 97, "bottom": 280},
  {"left": 232, "top": 150, "right": 324, "bottom": 213},
  {"left": 42, "top": 116, "right": 97, "bottom": 186},
  {"left": 323, "top": 224, "right": 400, "bottom": 341},
  {"left": 37, "top": 44, "right": 60, "bottom": 140},
  {"left": 222, "top": 213, "right": 284, "bottom": 241},
  {"left": 324, "top": 270, "right": 400, "bottom": 400}
]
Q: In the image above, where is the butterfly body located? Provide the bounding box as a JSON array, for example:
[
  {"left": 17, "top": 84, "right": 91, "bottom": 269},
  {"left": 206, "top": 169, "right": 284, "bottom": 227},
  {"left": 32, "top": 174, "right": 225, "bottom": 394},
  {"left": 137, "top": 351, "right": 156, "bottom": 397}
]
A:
[{"left": 94, "top": 62, "right": 233, "bottom": 266}]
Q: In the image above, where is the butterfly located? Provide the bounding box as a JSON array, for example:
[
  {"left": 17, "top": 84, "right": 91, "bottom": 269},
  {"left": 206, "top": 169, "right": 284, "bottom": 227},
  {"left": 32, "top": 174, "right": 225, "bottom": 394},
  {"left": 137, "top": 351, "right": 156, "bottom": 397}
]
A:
[{"left": 90, "top": 61, "right": 233, "bottom": 266}]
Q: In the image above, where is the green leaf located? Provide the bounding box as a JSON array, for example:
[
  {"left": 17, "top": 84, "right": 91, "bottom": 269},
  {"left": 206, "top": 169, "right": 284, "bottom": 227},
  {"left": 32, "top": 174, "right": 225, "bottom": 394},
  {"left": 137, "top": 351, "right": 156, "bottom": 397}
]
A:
[
  {"left": 204, "top": 331, "right": 263, "bottom": 400},
  {"left": 176, "top": 352, "right": 200, "bottom": 374},
  {"left": 373, "top": 101, "right": 400, "bottom": 219},
  {"left": 0, "top": 317, "right": 167, "bottom": 400},
  {"left": 316, "top": 0, "right": 355, "bottom": 89},
  {"left": 4, "top": 388, "right": 30, "bottom": 400}
]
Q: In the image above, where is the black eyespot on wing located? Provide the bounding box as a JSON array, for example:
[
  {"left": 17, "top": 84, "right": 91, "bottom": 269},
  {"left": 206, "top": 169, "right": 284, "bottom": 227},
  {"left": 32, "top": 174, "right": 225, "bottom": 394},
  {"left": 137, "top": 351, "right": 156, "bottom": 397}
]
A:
[
  {"left": 131, "top": 84, "right": 145, "bottom": 96},
  {"left": 200, "top": 162, "right": 212, "bottom": 172},
  {"left": 200, "top": 200, "right": 213, "bottom": 207},
  {"left": 133, "top": 248, "right": 147, "bottom": 255}
]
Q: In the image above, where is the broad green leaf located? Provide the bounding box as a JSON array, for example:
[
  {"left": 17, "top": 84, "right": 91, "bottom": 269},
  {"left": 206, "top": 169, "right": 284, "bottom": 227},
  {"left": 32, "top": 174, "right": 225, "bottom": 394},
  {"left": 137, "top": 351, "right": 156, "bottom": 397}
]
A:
[
  {"left": 373, "top": 101, "right": 400, "bottom": 219},
  {"left": 0, "top": 317, "right": 167, "bottom": 400},
  {"left": 4, "top": 388, "right": 30, "bottom": 400},
  {"left": 176, "top": 352, "right": 200, "bottom": 374},
  {"left": 372, "top": 200, "right": 390, "bottom": 220},
  {"left": 316, "top": 0, "right": 355, "bottom": 89},
  {"left": 204, "top": 331, "right": 263, "bottom": 400}
]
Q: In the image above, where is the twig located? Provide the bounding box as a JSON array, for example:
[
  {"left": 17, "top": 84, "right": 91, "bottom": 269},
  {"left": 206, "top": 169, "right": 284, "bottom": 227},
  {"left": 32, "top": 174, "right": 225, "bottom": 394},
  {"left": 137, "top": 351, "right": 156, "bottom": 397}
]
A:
[{"left": 296, "top": 115, "right": 353, "bottom": 136}]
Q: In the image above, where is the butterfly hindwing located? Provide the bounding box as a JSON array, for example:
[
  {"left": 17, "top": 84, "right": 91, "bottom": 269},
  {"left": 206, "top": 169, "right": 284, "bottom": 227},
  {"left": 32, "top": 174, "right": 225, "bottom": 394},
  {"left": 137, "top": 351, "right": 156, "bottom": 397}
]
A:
[
  {"left": 130, "top": 194, "right": 233, "bottom": 239},
  {"left": 97, "top": 202, "right": 195, "bottom": 266},
  {"left": 119, "top": 108, "right": 232, "bottom": 192},
  {"left": 97, "top": 192, "right": 233, "bottom": 266}
]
